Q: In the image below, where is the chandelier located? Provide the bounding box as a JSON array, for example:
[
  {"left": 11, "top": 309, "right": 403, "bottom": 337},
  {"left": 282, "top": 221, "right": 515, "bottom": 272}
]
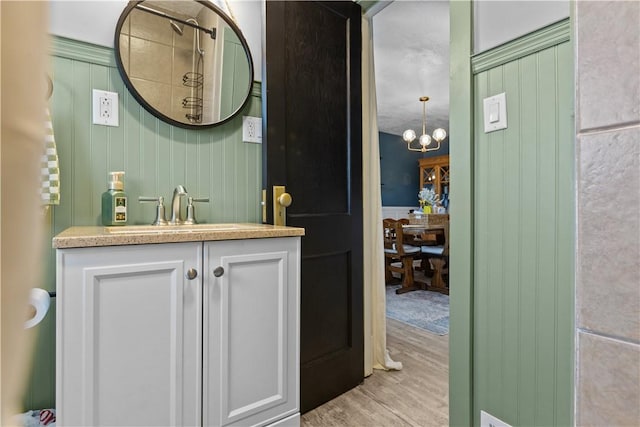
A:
[{"left": 402, "top": 96, "right": 447, "bottom": 153}]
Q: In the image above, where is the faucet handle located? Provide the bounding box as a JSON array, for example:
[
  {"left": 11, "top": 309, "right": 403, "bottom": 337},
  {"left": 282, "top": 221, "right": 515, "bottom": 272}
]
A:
[
  {"left": 138, "top": 196, "right": 168, "bottom": 226},
  {"left": 191, "top": 197, "right": 210, "bottom": 203},
  {"left": 184, "top": 196, "right": 210, "bottom": 225}
]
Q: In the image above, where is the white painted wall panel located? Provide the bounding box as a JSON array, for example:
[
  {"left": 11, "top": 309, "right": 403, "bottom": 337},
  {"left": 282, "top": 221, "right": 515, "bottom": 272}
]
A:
[{"left": 474, "top": 1, "right": 569, "bottom": 53}]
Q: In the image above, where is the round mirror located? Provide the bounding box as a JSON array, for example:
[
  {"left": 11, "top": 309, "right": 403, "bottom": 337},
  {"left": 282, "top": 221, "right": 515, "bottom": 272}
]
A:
[{"left": 115, "top": 0, "right": 254, "bottom": 128}]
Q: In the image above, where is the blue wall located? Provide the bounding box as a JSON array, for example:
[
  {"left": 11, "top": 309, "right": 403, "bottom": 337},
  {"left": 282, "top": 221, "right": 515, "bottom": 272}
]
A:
[{"left": 379, "top": 131, "right": 449, "bottom": 206}]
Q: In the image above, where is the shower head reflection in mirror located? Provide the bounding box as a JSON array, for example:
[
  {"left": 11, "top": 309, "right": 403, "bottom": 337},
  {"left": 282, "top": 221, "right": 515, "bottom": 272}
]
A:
[
  {"left": 170, "top": 18, "right": 204, "bottom": 56},
  {"left": 170, "top": 19, "right": 183, "bottom": 35}
]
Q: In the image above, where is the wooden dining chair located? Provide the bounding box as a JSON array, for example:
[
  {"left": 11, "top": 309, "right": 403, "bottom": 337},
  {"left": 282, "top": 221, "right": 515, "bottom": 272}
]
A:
[
  {"left": 420, "top": 220, "right": 449, "bottom": 294},
  {"left": 383, "top": 218, "right": 423, "bottom": 294}
]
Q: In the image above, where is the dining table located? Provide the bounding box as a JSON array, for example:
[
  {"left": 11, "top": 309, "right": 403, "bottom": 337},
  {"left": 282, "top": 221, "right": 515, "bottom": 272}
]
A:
[{"left": 401, "top": 223, "right": 449, "bottom": 295}]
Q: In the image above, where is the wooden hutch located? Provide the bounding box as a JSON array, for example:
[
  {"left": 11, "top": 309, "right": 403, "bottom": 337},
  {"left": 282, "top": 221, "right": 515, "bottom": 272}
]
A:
[{"left": 419, "top": 155, "right": 450, "bottom": 202}]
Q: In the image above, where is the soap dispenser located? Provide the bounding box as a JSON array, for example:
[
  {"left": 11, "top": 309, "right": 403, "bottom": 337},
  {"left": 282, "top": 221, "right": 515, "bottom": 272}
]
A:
[{"left": 102, "top": 171, "right": 127, "bottom": 226}]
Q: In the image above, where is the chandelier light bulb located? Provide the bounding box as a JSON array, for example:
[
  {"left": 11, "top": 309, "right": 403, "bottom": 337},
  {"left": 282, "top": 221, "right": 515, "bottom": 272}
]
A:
[
  {"left": 402, "top": 129, "right": 416, "bottom": 143},
  {"left": 432, "top": 128, "right": 447, "bottom": 142},
  {"left": 419, "top": 134, "right": 432, "bottom": 147}
]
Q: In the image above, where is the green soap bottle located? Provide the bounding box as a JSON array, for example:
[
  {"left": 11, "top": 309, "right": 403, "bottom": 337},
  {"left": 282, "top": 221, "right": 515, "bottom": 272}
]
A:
[{"left": 102, "top": 171, "right": 127, "bottom": 226}]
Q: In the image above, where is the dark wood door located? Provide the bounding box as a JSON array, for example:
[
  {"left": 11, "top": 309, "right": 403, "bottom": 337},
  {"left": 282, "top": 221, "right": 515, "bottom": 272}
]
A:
[{"left": 264, "top": 0, "right": 363, "bottom": 413}]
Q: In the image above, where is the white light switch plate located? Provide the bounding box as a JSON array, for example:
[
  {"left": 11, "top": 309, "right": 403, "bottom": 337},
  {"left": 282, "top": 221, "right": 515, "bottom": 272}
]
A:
[
  {"left": 483, "top": 92, "right": 507, "bottom": 133},
  {"left": 480, "top": 410, "right": 512, "bottom": 427},
  {"left": 243, "top": 116, "right": 262, "bottom": 143},
  {"left": 92, "top": 89, "right": 119, "bottom": 127}
]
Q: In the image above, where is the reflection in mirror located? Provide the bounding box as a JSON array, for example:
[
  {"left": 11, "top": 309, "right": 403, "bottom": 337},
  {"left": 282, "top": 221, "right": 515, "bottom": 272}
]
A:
[{"left": 115, "top": 0, "right": 253, "bottom": 128}]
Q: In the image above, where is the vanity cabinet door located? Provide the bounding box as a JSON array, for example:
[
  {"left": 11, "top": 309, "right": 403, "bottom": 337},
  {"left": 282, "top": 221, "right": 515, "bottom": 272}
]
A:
[
  {"left": 56, "top": 243, "right": 202, "bottom": 427},
  {"left": 203, "top": 237, "right": 300, "bottom": 427}
]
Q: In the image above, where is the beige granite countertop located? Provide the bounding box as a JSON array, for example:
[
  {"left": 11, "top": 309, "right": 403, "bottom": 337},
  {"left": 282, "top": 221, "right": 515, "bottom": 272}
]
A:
[{"left": 53, "top": 223, "right": 305, "bottom": 249}]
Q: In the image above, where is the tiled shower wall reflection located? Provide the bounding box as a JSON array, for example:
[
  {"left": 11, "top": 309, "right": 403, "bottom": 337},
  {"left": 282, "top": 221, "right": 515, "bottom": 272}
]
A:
[
  {"left": 575, "top": 2, "right": 640, "bottom": 425},
  {"left": 120, "top": 6, "right": 197, "bottom": 123}
]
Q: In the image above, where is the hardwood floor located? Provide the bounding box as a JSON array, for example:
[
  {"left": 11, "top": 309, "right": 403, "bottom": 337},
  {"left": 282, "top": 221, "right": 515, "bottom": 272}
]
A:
[{"left": 301, "top": 318, "right": 449, "bottom": 427}]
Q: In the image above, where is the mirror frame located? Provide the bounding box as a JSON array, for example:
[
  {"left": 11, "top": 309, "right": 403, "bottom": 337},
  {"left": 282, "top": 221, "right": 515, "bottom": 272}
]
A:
[{"left": 114, "top": 0, "right": 254, "bottom": 129}]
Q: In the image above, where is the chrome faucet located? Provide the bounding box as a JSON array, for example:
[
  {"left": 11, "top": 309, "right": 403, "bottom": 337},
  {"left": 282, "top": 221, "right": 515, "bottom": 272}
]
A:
[{"left": 170, "top": 185, "right": 188, "bottom": 224}]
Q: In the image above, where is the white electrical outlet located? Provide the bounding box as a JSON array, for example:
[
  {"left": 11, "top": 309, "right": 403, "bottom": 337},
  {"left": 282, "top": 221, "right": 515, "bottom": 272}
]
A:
[
  {"left": 242, "top": 116, "right": 262, "bottom": 143},
  {"left": 93, "top": 89, "right": 119, "bottom": 127},
  {"left": 480, "top": 411, "right": 512, "bottom": 427}
]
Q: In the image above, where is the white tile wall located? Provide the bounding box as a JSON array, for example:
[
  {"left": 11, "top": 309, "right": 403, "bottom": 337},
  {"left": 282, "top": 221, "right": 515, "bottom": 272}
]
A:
[
  {"left": 575, "top": 2, "right": 640, "bottom": 425},
  {"left": 576, "top": 0, "right": 640, "bottom": 130}
]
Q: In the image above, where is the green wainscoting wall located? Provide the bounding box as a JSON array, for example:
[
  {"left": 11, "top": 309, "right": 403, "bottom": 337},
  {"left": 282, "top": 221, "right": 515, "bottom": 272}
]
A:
[
  {"left": 23, "top": 36, "right": 262, "bottom": 410},
  {"left": 472, "top": 20, "right": 574, "bottom": 426},
  {"left": 448, "top": 1, "right": 474, "bottom": 424}
]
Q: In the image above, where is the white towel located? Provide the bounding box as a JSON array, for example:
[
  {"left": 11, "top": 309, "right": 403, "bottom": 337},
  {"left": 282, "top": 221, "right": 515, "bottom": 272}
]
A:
[{"left": 41, "top": 107, "right": 60, "bottom": 205}]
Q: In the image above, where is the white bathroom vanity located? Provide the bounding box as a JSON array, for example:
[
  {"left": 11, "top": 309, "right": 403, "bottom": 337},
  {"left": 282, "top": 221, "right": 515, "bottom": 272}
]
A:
[{"left": 54, "top": 224, "right": 303, "bottom": 427}]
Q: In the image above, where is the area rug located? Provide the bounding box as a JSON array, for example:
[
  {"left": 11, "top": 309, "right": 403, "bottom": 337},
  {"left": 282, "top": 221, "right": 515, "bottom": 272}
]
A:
[{"left": 385, "top": 285, "right": 449, "bottom": 335}]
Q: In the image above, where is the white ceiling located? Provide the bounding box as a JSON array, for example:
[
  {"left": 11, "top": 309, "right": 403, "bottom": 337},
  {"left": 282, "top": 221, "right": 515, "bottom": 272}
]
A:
[{"left": 372, "top": 0, "right": 450, "bottom": 137}]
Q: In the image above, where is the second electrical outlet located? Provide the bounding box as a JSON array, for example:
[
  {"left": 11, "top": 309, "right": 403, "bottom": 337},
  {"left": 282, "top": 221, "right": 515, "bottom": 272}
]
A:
[{"left": 93, "top": 89, "right": 119, "bottom": 127}]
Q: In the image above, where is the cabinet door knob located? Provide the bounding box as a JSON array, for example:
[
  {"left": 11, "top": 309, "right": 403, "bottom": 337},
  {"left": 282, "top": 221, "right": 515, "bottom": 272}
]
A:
[
  {"left": 213, "top": 266, "right": 224, "bottom": 277},
  {"left": 186, "top": 268, "right": 198, "bottom": 280}
]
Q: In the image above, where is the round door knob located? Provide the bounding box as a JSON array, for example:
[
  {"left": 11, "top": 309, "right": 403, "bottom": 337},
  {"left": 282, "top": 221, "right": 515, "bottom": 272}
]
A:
[
  {"left": 213, "top": 266, "right": 224, "bottom": 277},
  {"left": 278, "top": 192, "right": 292, "bottom": 207},
  {"left": 186, "top": 268, "right": 198, "bottom": 280}
]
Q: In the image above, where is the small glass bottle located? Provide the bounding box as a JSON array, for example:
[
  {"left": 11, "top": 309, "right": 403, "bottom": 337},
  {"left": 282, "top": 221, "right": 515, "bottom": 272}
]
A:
[{"left": 101, "top": 171, "right": 127, "bottom": 226}]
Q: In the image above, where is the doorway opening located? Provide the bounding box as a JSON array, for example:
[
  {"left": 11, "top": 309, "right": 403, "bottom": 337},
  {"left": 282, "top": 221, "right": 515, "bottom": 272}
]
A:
[
  {"left": 373, "top": 1, "right": 451, "bottom": 423},
  {"left": 297, "top": 0, "right": 463, "bottom": 423}
]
